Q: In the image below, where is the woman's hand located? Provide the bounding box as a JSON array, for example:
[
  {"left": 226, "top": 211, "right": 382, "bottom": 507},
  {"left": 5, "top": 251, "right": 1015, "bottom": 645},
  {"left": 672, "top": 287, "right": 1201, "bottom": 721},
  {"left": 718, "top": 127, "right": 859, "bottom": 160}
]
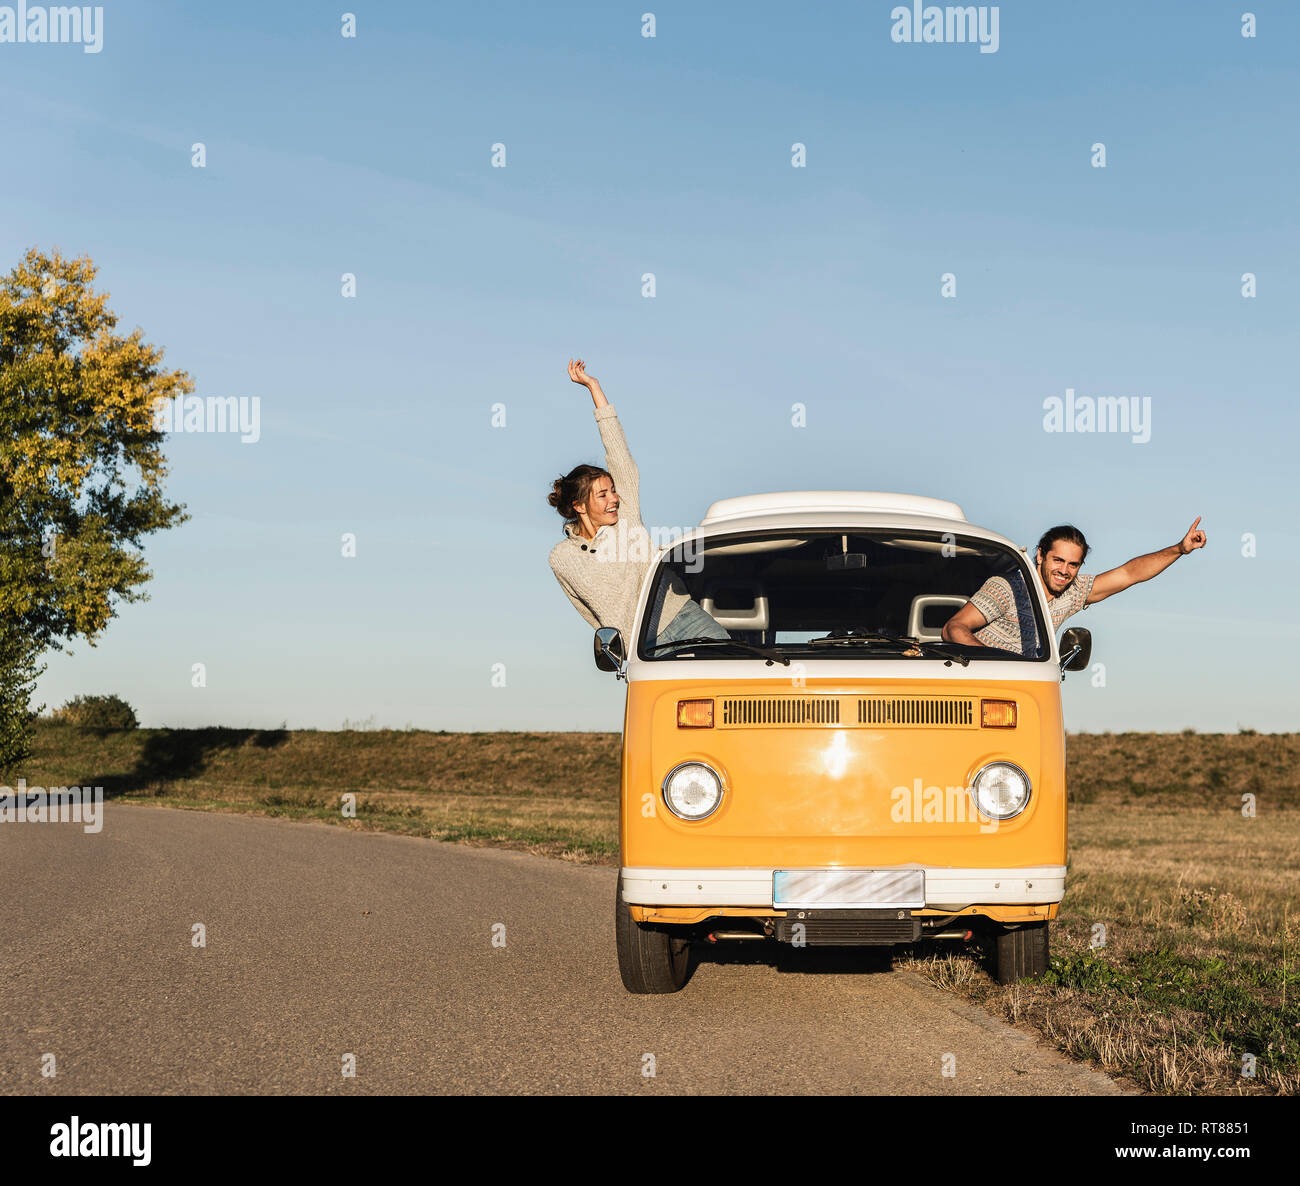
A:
[
  {"left": 568, "top": 358, "right": 607, "bottom": 406},
  {"left": 568, "top": 358, "right": 597, "bottom": 388}
]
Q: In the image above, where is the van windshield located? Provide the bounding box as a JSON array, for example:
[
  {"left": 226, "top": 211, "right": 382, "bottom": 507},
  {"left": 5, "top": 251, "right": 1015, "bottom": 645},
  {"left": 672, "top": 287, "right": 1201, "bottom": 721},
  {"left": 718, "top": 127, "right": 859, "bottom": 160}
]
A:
[{"left": 637, "top": 529, "right": 1049, "bottom": 662}]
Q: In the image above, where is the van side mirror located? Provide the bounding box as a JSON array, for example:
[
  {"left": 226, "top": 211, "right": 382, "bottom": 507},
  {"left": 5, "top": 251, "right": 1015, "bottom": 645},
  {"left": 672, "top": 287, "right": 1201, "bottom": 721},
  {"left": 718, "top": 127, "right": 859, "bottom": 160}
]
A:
[
  {"left": 1059, "top": 627, "right": 1092, "bottom": 673},
  {"left": 594, "top": 626, "right": 626, "bottom": 674}
]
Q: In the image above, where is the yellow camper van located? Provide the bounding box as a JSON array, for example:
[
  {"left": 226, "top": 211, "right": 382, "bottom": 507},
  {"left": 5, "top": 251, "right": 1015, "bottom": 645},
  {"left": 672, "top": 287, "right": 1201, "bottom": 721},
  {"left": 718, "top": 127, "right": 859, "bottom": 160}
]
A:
[{"left": 594, "top": 492, "right": 1092, "bottom": 993}]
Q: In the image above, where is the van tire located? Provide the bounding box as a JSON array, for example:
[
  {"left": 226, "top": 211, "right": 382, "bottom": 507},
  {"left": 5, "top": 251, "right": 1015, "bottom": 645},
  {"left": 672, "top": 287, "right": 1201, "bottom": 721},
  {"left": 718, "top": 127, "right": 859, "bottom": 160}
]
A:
[
  {"left": 616, "top": 877, "right": 692, "bottom": 993},
  {"left": 993, "top": 921, "right": 1049, "bottom": 984}
]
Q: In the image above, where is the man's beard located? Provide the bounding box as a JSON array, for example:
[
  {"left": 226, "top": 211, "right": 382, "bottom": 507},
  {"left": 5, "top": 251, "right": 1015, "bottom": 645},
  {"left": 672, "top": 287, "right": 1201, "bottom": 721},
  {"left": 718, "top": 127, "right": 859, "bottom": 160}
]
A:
[{"left": 1040, "top": 563, "right": 1076, "bottom": 597}]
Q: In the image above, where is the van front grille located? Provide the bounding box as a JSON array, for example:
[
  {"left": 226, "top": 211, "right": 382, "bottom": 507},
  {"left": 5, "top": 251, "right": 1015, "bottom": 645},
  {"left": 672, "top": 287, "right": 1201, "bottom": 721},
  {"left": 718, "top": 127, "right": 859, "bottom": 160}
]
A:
[
  {"left": 720, "top": 697, "right": 841, "bottom": 726},
  {"left": 858, "top": 697, "right": 975, "bottom": 727},
  {"left": 713, "top": 696, "right": 977, "bottom": 728}
]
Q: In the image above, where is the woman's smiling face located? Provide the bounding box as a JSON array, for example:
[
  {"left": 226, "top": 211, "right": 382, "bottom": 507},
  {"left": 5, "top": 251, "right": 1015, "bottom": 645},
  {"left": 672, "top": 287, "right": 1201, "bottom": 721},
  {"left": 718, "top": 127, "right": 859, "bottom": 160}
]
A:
[{"left": 577, "top": 474, "right": 620, "bottom": 529}]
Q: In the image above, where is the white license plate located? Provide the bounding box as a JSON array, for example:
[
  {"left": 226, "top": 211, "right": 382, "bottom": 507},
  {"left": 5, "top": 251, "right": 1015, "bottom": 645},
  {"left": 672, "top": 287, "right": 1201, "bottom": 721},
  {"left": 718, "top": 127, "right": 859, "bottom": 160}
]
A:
[{"left": 773, "top": 868, "right": 925, "bottom": 909}]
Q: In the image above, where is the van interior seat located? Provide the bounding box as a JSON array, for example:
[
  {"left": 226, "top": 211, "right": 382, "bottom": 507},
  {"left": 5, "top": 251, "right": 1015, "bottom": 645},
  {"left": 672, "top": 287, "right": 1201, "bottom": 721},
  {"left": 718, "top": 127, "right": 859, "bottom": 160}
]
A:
[
  {"left": 907, "top": 594, "right": 970, "bottom": 642},
  {"left": 700, "top": 580, "right": 770, "bottom": 631}
]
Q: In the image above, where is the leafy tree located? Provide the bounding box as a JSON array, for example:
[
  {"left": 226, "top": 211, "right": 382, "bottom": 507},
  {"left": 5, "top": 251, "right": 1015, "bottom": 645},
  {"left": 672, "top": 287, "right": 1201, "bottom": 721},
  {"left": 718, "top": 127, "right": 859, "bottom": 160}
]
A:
[
  {"left": 0, "top": 247, "right": 190, "bottom": 769},
  {"left": 0, "top": 625, "right": 41, "bottom": 772}
]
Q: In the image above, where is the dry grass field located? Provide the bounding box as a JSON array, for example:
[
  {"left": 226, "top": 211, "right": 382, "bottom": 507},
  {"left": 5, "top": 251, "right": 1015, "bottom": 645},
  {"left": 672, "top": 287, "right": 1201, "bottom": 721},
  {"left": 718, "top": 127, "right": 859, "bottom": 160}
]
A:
[
  {"left": 901, "top": 803, "right": 1299, "bottom": 1095},
  {"left": 18, "top": 723, "right": 1299, "bottom": 1095}
]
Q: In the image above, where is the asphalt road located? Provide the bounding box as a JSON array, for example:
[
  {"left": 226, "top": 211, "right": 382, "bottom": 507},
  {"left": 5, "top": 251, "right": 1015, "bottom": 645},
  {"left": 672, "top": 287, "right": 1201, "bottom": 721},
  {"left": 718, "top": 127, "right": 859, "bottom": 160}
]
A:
[{"left": 1, "top": 806, "right": 1127, "bottom": 1095}]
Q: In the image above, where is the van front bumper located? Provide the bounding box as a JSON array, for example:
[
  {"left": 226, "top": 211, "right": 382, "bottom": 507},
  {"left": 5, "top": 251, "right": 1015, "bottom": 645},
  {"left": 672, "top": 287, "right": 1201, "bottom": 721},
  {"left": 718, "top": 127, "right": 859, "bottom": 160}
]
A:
[{"left": 620, "top": 865, "right": 1066, "bottom": 910}]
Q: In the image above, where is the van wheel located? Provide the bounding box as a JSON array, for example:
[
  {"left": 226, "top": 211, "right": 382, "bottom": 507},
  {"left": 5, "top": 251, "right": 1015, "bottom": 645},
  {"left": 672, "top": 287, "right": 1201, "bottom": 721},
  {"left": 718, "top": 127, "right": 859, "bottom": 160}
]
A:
[
  {"left": 993, "top": 921, "right": 1049, "bottom": 984},
  {"left": 616, "top": 878, "right": 692, "bottom": 993}
]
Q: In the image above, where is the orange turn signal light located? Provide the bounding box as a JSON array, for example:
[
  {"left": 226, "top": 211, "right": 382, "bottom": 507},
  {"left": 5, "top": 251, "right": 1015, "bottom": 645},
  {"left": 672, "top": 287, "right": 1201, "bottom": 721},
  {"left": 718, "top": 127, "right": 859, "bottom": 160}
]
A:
[
  {"left": 981, "top": 699, "right": 1017, "bottom": 728},
  {"left": 676, "top": 699, "right": 714, "bottom": 728}
]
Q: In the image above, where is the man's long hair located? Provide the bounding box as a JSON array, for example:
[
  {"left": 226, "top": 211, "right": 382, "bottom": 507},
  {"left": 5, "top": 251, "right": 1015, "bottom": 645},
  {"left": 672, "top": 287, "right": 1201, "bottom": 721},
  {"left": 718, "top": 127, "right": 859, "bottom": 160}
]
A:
[{"left": 1036, "top": 525, "right": 1090, "bottom": 563}]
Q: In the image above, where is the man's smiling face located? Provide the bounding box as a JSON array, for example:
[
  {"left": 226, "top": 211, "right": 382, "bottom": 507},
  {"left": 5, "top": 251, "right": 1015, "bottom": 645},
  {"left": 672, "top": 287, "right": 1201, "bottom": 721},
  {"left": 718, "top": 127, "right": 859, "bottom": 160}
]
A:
[{"left": 1037, "top": 539, "right": 1084, "bottom": 597}]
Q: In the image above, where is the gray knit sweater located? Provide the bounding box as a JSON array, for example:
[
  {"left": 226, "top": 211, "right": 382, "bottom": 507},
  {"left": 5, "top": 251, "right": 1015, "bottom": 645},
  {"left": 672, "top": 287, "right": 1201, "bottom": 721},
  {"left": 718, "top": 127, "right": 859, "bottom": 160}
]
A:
[{"left": 548, "top": 404, "right": 690, "bottom": 642}]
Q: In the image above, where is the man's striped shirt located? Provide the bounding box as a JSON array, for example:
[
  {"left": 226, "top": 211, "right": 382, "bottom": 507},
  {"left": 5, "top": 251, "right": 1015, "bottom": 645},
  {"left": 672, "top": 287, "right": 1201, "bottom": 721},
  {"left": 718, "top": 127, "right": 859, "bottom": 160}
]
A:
[{"left": 970, "top": 572, "right": 1095, "bottom": 655}]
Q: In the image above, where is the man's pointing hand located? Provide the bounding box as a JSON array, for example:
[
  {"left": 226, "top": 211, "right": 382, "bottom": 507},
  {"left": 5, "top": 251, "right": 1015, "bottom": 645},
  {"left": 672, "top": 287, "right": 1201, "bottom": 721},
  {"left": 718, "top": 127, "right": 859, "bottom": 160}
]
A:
[{"left": 1179, "top": 517, "right": 1207, "bottom": 555}]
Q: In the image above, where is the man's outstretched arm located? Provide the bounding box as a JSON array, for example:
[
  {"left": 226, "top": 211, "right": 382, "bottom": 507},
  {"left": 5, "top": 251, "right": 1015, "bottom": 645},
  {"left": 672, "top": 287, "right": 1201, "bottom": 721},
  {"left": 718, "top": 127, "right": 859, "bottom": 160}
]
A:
[
  {"left": 1087, "top": 517, "right": 1207, "bottom": 605},
  {"left": 941, "top": 601, "right": 989, "bottom": 646}
]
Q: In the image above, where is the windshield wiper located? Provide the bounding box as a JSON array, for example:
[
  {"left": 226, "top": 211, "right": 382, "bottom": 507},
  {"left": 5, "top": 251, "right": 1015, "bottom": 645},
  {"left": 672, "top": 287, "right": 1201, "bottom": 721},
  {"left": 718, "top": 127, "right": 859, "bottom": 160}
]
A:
[
  {"left": 807, "top": 633, "right": 970, "bottom": 667},
  {"left": 645, "top": 636, "right": 791, "bottom": 665}
]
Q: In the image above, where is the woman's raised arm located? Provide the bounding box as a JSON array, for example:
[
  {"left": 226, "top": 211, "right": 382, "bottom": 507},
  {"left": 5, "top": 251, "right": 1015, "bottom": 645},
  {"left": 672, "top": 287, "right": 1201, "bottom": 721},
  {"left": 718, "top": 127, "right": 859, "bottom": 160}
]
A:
[
  {"left": 568, "top": 357, "right": 608, "bottom": 409},
  {"left": 568, "top": 358, "right": 641, "bottom": 525}
]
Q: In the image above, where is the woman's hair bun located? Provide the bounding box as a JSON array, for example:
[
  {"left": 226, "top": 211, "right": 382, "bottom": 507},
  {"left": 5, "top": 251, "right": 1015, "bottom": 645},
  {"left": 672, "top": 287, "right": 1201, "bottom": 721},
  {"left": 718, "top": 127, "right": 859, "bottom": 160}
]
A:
[{"left": 548, "top": 464, "right": 610, "bottom": 522}]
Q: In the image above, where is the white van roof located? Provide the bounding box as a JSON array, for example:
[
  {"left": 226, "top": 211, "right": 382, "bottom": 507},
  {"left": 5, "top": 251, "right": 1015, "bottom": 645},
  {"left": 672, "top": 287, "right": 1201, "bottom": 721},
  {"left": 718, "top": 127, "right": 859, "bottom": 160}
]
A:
[{"left": 700, "top": 491, "right": 967, "bottom": 526}]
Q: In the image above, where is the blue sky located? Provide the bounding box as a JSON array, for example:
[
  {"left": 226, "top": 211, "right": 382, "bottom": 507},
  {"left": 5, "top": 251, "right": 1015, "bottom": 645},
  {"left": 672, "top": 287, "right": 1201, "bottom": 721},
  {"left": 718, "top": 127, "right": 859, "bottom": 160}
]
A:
[{"left": 5, "top": 1, "right": 1297, "bottom": 732}]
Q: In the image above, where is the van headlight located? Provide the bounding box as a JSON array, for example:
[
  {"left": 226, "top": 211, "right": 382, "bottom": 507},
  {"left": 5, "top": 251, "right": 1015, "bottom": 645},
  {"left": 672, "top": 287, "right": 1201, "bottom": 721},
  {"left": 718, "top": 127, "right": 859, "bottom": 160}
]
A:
[
  {"left": 662, "top": 762, "right": 724, "bottom": 820},
  {"left": 970, "top": 762, "right": 1032, "bottom": 820}
]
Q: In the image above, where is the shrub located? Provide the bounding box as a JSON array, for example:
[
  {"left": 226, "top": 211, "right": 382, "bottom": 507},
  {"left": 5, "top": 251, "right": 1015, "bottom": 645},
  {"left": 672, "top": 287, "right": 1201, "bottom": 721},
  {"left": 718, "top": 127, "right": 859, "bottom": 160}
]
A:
[{"left": 50, "top": 694, "right": 139, "bottom": 731}]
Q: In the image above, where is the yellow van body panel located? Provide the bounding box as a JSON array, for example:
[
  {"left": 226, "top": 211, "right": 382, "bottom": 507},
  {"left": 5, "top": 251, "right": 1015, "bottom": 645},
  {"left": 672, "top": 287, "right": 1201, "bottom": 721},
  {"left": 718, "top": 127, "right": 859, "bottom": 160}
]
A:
[{"left": 621, "top": 676, "right": 1065, "bottom": 877}]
